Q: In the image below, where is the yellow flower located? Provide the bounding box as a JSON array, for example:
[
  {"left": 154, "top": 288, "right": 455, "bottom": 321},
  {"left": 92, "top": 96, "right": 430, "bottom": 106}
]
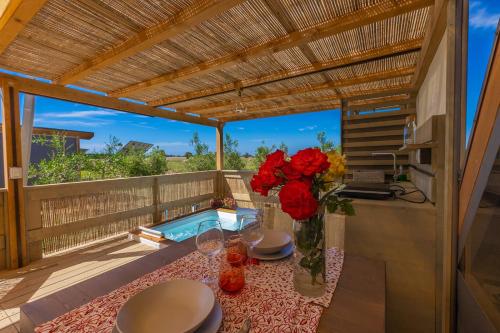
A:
[{"left": 323, "top": 150, "right": 346, "bottom": 184}]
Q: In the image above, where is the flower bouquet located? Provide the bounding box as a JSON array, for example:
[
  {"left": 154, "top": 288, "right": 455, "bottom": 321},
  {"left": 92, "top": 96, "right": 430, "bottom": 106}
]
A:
[
  {"left": 210, "top": 196, "right": 237, "bottom": 211},
  {"left": 250, "top": 148, "right": 354, "bottom": 296}
]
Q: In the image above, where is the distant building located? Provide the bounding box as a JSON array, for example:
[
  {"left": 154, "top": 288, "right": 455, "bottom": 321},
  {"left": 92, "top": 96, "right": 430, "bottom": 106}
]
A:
[{"left": 0, "top": 126, "right": 94, "bottom": 187}]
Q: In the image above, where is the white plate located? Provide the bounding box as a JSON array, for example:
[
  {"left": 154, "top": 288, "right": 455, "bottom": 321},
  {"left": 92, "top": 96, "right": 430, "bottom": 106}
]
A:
[
  {"left": 116, "top": 279, "right": 215, "bottom": 333},
  {"left": 254, "top": 230, "right": 292, "bottom": 254},
  {"left": 114, "top": 301, "right": 222, "bottom": 333},
  {"left": 251, "top": 242, "right": 293, "bottom": 261}
]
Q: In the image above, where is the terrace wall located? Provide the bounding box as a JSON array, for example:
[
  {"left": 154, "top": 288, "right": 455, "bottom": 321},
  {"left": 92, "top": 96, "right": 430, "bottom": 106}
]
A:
[{"left": 416, "top": 34, "right": 448, "bottom": 127}]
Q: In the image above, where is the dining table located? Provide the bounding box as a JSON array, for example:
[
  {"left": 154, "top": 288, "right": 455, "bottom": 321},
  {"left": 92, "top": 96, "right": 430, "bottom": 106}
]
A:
[{"left": 20, "top": 231, "right": 385, "bottom": 333}]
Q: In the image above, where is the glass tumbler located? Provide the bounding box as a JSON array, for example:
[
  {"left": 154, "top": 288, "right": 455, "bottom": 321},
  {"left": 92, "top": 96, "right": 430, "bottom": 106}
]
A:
[
  {"left": 226, "top": 235, "right": 248, "bottom": 264},
  {"left": 219, "top": 252, "right": 245, "bottom": 292}
]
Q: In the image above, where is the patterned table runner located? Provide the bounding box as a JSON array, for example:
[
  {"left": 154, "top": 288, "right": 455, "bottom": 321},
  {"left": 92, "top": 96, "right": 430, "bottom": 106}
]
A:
[{"left": 35, "top": 248, "right": 344, "bottom": 333}]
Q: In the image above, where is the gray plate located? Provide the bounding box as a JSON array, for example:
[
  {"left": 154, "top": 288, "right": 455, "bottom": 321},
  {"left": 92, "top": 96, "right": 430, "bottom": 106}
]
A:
[
  {"left": 113, "top": 301, "right": 222, "bottom": 333},
  {"left": 115, "top": 279, "right": 215, "bottom": 333},
  {"left": 251, "top": 242, "right": 293, "bottom": 261},
  {"left": 254, "top": 230, "right": 292, "bottom": 254}
]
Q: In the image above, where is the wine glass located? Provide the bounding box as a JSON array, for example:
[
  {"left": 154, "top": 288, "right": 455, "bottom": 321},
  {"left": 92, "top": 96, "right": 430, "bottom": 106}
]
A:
[
  {"left": 196, "top": 219, "right": 224, "bottom": 286},
  {"left": 239, "top": 212, "right": 264, "bottom": 282}
]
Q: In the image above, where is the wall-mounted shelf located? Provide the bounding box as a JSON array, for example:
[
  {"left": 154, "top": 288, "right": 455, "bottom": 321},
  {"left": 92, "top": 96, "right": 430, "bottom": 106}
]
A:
[{"left": 398, "top": 142, "right": 437, "bottom": 152}]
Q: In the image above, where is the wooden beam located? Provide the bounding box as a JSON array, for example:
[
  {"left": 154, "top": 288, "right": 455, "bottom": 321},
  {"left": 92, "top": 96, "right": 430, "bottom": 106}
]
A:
[
  {"left": 111, "top": 0, "right": 432, "bottom": 97},
  {"left": 55, "top": 0, "right": 245, "bottom": 85},
  {"left": 21, "top": 94, "right": 35, "bottom": 186},
  {"left": 174, "top": 66, "right": 416, "bottom": 113},
  {"left": 216, "top": 123, "right": 224, "bottom": 171},
  {"left": 150, "top": 38, "right": 423, "bottom": 106},
  {"left": 0, "top": 73, "right": 218, "bottom": 127},
  {"left": 205, "top": 95, "right": 339, "bottom": 118},
  {"left": 223, "top": 102, "right": 341, "bottom": 122},
  {"left": 411, "top": 0, "right": 449, "bottom": 89},
  {"left": 260, "top": 0, "right": 325, "bottom": 70},
  {"left": 343, "top": 129, "right": 404, "bottom": 139},
  {"left": 343, "top": 108, "right": 415, "bottom": 120},
  {"left": 0, "top": 80, "right": 27, "bottom": 267},
  {"left": 0, "top": 0, "right": 48, "bottom": 54},
  {"left": 344, "top": 119, "right": 406, "bottom": 130},
  {"left": 347, "top": 96, "right": 416, "bottom": 111}
]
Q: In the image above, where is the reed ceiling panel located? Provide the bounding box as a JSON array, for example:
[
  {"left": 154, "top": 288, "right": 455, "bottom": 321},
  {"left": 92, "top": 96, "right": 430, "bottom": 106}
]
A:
[
  {"left": 278, "top": 0, "right": 382, "bottom": 29},
  {"left": 0, "top": 0, "right": 197, "bottom": 80},
  {"left": 308, "top": 7, "right": 429, "bottom": 62},
  {"left": 0, "top": 0, "right": 432, "bottom": 121},
  {"left": 322, "top": 51, "right": 419, "bottom": 81}
]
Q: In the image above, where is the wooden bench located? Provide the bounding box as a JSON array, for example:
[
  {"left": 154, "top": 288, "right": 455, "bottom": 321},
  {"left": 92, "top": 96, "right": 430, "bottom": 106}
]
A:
[{"left": 20, "top": 233, "right": 385, "bottom": 333}]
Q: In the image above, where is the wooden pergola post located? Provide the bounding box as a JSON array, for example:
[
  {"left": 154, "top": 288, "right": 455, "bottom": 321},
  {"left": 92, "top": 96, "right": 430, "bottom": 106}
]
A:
[
  {"left": 216, "top": 123, "right": 224, "bottom": 171},
  {"left": 0, "top": 80, "right": 27, "bottom": 268}
]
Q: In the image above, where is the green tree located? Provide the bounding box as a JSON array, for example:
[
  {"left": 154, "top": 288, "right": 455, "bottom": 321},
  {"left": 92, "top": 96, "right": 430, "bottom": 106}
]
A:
[
  {"left": 278, "top": 142, "right": 289, "bottom": 154},
  {"left": 29, "top": 135, "right": 87, "bottom": 185},
  {"left": 123, "top": 148, "right": 149, "bottom": 177},
  {"left": 123, "top": 146, "right": 168, "bottom": 177},
  {"left": 316, "top": 131, "right": 335, "bottom": 152},
  {"left": 185, "top": 132, "right": 216, "bottom": 171},
  {"left": 90, "top": 136, "right": 126, "bottom": 179},
  {"left": 148, "top": 147, "right": 168, "bottom": 175},
  {"left": 191, "top": 132, "right": 209, "bottom": 155},
  {"left": 252, "top": 141, "right": 275, "bottom": 169},
  {"left": 224, "top": 133, "right": 244, "bottom": 170}
]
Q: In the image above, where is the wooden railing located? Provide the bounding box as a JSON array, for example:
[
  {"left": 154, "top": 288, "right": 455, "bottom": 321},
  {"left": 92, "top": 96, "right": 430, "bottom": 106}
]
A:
[
  {"left": 222, "top": 170, "right": 278, "bottom": 209},
  {"left": 24, "top": 171, "right": 218, "bottom": 259}
]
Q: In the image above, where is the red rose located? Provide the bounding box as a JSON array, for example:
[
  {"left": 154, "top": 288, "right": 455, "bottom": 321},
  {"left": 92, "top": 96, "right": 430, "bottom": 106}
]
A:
[
  {"left": 258, "top": 163, "right": 283, "bottom": 188},
  {"left": 290, "top": 148, "right": 330, "bottom": 176},
  {"left": 264, "top": 150, "right": 286, "bottom": 170},
  {"left": 250, "top": 174, "right": 270, "bottom": 196},
  {"left": 253, "top": 150, "right": 287, "bottom": 189},
  {"left": 278, "top": 180, "right": 318, "bottom": 220},
  {"left": 281, "top": 161, "right": 302, "bottom": 180}
]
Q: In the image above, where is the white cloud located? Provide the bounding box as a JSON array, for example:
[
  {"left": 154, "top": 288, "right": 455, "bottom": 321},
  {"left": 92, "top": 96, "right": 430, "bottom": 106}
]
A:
[
  {"left": 298, "top": 125, "right": 318, "bottom": 132},
  {"left": 470, "top": 2, "right": 499, "bottom": 29},
  {"left": 35, "top": 119, "right": 110, "bottom": 127},
  {"left": 42, "top": 109, "right": 119, "bottom": 119},
  {"left": 154, "top": 141, "right": 189, "bottom": 148}
]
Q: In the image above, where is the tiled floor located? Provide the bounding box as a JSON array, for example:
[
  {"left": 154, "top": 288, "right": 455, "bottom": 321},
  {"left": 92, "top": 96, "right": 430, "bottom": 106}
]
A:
[{"left": 0, "top": 236, "right": 156, "bottom": 332}]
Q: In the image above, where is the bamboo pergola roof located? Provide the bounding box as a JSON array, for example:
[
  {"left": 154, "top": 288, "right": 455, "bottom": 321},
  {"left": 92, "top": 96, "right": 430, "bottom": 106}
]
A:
[{"left": 0, "top": 0, "right": 434, "bottom": 125}]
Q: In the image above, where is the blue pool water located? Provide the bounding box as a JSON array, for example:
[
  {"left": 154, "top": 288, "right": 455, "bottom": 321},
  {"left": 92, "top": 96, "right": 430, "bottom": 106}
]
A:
[{"left": 150, "top": 208, "right": 256, "bottom": 242}]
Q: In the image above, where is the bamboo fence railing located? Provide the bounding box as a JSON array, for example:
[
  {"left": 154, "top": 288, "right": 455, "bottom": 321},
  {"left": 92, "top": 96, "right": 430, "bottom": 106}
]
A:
[{"left": 24, "top": 171, "right": 218, "bottom": 259}]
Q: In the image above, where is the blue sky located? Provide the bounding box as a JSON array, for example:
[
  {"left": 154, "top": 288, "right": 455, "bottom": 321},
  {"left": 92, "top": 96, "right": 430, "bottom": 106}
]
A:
[{"left": 6, "top": 1, "right": 500, "bottom": 155}]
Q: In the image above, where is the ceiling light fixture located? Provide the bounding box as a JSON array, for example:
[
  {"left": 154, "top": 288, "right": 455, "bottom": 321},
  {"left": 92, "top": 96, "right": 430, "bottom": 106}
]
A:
[{"left": 234, "top": 87, "right": 247, "bottom": 113}]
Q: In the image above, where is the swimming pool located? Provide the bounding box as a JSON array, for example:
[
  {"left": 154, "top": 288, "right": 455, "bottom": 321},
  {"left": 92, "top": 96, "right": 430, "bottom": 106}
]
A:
[{"left": 146, "top": 208, "right": 256, "bottom": 242}]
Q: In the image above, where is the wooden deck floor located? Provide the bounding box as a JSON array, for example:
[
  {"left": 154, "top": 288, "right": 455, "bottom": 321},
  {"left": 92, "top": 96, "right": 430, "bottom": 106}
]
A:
[{"left": 0, "top": 236, "right": 156, "bottom": 332}]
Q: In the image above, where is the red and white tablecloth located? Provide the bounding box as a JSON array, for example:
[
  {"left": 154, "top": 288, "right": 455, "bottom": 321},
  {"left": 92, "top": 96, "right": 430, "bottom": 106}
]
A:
[{"left": 35, "top": 248, "right": 344, "bottom": 333}]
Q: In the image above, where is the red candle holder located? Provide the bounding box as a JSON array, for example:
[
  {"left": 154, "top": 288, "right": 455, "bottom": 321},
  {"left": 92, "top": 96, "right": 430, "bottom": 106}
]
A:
[{"left": 219, "top": 252, "right": 245, "bottom": 292}]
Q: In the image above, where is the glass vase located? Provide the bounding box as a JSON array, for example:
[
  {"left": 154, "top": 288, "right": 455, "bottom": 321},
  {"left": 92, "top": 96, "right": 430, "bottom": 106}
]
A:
[{"left": 292, "top": 208, "right": 326, "bottom": 297}]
